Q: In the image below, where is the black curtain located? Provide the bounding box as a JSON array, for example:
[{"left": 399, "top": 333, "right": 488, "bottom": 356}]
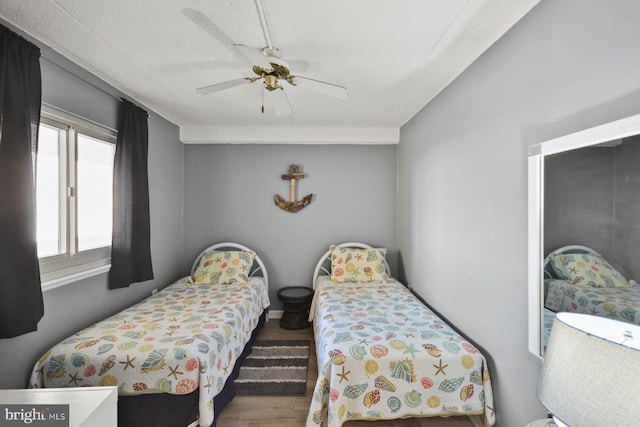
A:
[
  {"left": 0, "top": 25, "right": 44, "bottom": 338},
  {"left": 109, "top": 99, "right": 153, "bottom": 289}
]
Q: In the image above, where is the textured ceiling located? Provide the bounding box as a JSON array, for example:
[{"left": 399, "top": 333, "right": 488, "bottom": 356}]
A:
[{"left": 0, "top": 0, "right": 539, "bottom": 143}]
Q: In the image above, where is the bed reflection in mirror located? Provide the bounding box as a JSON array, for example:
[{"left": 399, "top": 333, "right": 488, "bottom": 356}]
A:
[
  {"left": 543, "top": 136, "right": 640, "bottom": 351},
  {"left": 528, "top": 114, "right": 640, "bottom": 358}
]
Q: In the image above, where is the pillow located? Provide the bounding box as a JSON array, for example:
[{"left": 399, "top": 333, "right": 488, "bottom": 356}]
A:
[
  {"left": 330, "top": 245, "right": 388, "bottom": 283},
  {"left": 550, "top": 253, "right": 629, "bottom": 288},
  {"left": 192, "top": 250, "right": 255, "bottom": 285},
  {"left": 547, "top": 255, "right": 569, "bottom": 280}
]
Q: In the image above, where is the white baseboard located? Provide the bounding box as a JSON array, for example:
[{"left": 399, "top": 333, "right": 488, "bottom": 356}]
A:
[{"left": 269, "top": 309, "right": 283, "bottom": 319}]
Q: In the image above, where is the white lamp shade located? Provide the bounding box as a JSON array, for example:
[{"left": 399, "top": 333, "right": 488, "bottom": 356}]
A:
[{"left": 537, "top": 312, "right": 640, "bottom": 426}]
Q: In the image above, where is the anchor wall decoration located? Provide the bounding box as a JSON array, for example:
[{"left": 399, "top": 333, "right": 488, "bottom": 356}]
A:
[{"left": 275, "top": 164, "right": 313, "bottom": 213}]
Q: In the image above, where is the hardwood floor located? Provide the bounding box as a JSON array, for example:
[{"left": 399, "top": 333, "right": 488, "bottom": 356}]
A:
[{"left": 216, "top": 318, "right": 476, "bottom": 427}]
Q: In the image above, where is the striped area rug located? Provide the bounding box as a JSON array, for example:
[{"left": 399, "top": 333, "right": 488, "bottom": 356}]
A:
[{"left": 235, "top": 340, "right": 310, "bottom": 395}]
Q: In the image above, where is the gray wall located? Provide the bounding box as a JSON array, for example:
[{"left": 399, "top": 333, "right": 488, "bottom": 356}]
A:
[
  {"left": 613, "top": 137, "right": 640, "bottom": 278},
  {"left": 183, "top": 144, "right": 398, "bottom": 308},
  {"left": 398, "top": 1, "right": 640, "bottom": 426},
  {"left": 0, "top": 52, "right": 184, "bottom": 388},
  {"left": 544, "top": 147, "right": 615, "bottom": 257}
]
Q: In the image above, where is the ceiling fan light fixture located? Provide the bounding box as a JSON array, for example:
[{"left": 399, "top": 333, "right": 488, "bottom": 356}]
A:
[
  {"left": 266, "top": 57, "right": 289, "bottom": 74},
  {"left": 263, "top": 74, "right": 281, "bottom": 91}
]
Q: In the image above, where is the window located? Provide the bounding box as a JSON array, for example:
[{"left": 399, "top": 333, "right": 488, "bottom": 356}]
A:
[{"left": 36, "top": 105, "right": 116, "bottom": 289}]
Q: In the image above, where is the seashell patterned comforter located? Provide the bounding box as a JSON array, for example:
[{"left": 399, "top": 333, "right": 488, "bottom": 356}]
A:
[
  {"left": 306, "top": 279, "right": 495, "bottom": 427},
  {"left": 545, "top": 279, "right": 640, "bottom": 325},
  {"left": 29, "top": 276, "right": 270, "bottom": 427}
]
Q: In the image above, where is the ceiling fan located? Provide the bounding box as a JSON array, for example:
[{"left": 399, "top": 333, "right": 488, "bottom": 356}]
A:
[{"left": 195, "top": 0, "right": 348, "bottom": 116}]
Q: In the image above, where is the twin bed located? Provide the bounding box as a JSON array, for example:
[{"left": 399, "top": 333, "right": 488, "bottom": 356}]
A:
[
  {"left": 544, "top": 245, "right": 640, "bottom": 326},
  {"left": 305, "top": 243, "right": 495, "bottom": 427},
  {"left": 29, "top": 242, "right": 270, "bottom": 427},
  {"left": 30, "top": 241, "right": 496, "bottom": 427}
]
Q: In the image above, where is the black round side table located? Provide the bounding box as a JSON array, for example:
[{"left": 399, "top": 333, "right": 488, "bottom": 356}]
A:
[{"left": 277, "top": 286, "right": 313, "bottom": 330}]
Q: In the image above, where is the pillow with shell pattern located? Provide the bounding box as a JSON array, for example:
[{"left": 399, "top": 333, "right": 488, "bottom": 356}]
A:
[
  {"left": 330, "top": 245, "right": 388, "bottom": 283},
  {"left": 192, "top": 250, "right": 255, "bottom": 285}
]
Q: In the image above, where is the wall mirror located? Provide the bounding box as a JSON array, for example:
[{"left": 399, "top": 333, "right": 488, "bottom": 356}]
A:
[{"left": 528, "top": 113, "right": 640, "bottom": 358}]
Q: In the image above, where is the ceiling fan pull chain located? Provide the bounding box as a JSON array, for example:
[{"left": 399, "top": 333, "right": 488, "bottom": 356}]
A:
[{"left": 261, "top": 85, "right": 265, "bottom": 113}]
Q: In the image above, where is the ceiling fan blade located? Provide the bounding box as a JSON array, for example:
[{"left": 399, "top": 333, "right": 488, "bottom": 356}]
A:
[
  {"left": 196, "top": 78, "right": 249, "bottom": 95},
  {"left": 290, "top": 75, "right": 348, "bottom": 100},
  {"left": 285, "top": 59, "right": 313, "bottom": 73},
  {"left": 151, "top": 59, "right": 238, "bottom": 75},
  {"left": 181, "top": 8, "right": 248, "bottom": 66},
  {"left": 271, "top": 89, "right": 292, "bottom": 117},
  {"left": 233, "top": 44, "right": 271, "bottom": 69}
]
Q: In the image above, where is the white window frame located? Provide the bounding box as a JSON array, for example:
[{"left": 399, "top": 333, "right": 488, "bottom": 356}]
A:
[{"left": 38, "top": 104, "right": 117, "bottom": 291}]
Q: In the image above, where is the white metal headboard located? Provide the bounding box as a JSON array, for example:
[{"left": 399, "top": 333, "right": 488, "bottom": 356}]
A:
[{"left": 311, "top": 242, "right": 391, "bottom": 289}]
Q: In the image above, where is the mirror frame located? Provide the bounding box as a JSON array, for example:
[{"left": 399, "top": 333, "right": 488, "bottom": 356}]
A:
[{"left": 527, "top": 113, "right": 640, "bottom": 358}]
